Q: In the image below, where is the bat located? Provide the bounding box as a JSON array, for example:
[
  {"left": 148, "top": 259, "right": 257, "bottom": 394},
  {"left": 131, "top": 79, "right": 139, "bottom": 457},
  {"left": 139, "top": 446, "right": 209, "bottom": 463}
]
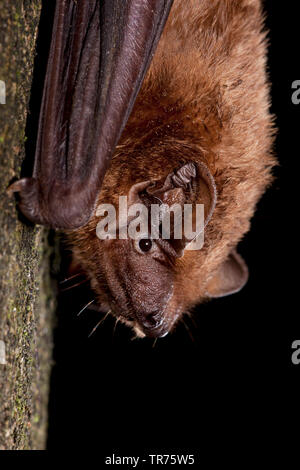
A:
[{"left": 9, "top": 0, "right": 276, "bottom": 338}]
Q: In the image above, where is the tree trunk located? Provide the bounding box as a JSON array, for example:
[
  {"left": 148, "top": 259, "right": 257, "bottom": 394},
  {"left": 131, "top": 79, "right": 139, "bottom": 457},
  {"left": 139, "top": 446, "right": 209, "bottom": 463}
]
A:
[{"left": 0, "top": 0, "right": 55, "bottom": 450}]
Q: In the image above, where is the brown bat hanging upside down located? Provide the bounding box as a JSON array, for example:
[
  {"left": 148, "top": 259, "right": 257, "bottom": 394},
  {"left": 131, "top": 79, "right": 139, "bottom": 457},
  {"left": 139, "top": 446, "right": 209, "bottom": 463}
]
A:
[{"left": 9, "top": 0, "right": 276, "bottom": 338}]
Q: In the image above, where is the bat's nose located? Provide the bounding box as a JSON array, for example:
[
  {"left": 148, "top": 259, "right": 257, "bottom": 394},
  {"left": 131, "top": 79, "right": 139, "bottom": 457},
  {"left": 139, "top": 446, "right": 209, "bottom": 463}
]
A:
[{"left": 142, "top": 313, "right": 163, "bottom": 330}]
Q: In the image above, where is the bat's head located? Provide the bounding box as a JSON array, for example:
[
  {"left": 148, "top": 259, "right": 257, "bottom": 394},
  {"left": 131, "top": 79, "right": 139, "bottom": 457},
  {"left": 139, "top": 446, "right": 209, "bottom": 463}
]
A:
[
  {"left": 95, "top": 236, "right": 176, "bottom": 338},
  {"left": 70, "top": 160, "right": 248, "bottom": 338},
  {"left": 91, "top": 161, "right": 212, "bottom": 337}
]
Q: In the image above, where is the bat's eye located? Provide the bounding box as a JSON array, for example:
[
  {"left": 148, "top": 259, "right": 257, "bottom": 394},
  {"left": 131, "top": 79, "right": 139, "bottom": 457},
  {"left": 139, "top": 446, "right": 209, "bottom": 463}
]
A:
[
  {"left": 134, "top": 237, "right": 157, "bottom": 255},
  {"left": 138, "top": 238, "right": 153, "bottom": 253}
]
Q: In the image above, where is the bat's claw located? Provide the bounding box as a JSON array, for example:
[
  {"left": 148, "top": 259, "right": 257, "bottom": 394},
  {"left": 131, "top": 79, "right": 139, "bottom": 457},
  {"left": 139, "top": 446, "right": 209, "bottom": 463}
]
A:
[
  {"left": 7, "top": 178, "right": 31, "bottom": 196},
  {"left": 7, "top": 177, "right": 45, "bottom": 225}
]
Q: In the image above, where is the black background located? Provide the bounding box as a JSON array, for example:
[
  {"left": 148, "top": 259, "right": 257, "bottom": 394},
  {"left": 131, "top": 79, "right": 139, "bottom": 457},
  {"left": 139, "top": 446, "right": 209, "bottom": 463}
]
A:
[{"left": 28, "top": 0, "right": 299, "bottom": 461}]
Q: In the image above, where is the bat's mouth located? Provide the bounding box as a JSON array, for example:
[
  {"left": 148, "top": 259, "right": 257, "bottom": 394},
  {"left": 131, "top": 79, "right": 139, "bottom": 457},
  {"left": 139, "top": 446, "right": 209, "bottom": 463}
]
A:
[
  {"left": 139, "top": 322, "right": 170, "bottom": 339},
  {"left": 92, "top": 295, "right": 174, "bottom": 338},
  {"left": 127, "top": 308, "right": 171, "bottom": 338},
  {"left": 133, "top": 322, "right": 169, "bottom": 339},
  {"left": 116, "top": 312, "right": 170, "bottom": 339},
  {"left": 96, "top": 287, "right": 172, "bottom": 338}
]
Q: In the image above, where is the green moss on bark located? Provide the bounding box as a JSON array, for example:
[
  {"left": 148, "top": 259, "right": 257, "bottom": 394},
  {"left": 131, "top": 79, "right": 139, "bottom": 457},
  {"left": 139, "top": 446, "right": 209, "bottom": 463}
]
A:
[{"left": 0, "top": 0, "right": 55, "bottom": 450}]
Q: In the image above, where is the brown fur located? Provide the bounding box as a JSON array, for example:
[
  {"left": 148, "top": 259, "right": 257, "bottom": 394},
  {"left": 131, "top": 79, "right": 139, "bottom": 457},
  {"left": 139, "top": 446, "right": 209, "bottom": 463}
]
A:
[{"left": 67, "top": 0, "right": 276, "bottom": 337}]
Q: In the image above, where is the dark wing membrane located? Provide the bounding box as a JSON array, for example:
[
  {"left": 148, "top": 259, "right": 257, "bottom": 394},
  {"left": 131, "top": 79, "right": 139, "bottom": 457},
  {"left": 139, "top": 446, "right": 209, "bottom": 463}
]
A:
[{"left": 9, "top": 0, "right": 174, "bottom": 229}]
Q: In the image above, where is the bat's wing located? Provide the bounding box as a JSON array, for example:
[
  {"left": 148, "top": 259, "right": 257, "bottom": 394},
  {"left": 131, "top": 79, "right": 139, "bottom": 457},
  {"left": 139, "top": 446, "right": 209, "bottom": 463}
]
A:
[{"left": 9, "top": 0, "right": 174, "bottom": 229}]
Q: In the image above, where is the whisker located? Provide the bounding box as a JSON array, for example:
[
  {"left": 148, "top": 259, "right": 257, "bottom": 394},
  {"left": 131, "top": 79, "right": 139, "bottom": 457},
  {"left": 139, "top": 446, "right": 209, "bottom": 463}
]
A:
[
  {"left": 182, "top": 318, "right": 195, "bottom": 342},
  {"left": 59, "top": 272, "right": 84, "bottom": 284},
  {"left": 77, "top": 299, "right": 95, "bottom": 317},
  {"left": 152, "top": 338, "right": 158, "bottom": 349},
  {"left": 88, "top": 310, "right": 111, "bottom": 338},
  {"left": 186, "top": 311, "right": 197, "bottom": 328},
  {"left": 112, "top": 317, "right": 120, "bottom": 339},
  {"left": 60, "top": 279, "right": 89, "bottom": 292}
]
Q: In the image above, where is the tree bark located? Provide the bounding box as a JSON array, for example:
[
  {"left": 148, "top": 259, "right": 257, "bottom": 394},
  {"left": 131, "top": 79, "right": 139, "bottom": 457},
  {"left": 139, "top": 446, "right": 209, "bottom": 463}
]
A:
[{"left": 0, "top": 0, "right": 55, "bottom": 450}]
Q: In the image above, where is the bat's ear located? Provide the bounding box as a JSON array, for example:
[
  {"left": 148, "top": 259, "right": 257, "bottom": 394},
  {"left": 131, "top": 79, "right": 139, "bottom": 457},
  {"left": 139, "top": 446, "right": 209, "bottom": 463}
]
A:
[
  {"left": 145, "top": 161, "right": 217, "bottom": 221},
  {"left": 150, "top": 161, "right": 217, "bottom": 257},
  {"left": 205, "top": 251, "right": 249, "bottom": 298},
  {"left": 127, "top": 161, "right": 217, "bottom": 257}
]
